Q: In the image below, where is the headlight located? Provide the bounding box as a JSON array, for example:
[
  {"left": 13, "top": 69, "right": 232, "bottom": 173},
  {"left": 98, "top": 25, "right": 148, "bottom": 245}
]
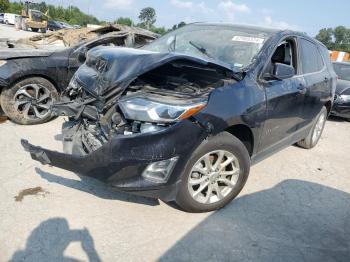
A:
[
  {"left": 335, "top": 95, "right": 350, "bottom": 104},
  {"left": 339, "top": 94, "right": 350, "bottom": 102},
  {"left": 119, "top": 94, "right": 206, "bottom": 123},
  {"left": 0, "top": 60, "right": 7, "bottom": 67}
]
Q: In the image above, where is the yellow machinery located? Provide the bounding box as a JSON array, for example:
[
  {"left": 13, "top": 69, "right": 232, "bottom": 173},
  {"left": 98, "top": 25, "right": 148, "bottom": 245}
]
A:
[{"left": 15, "top": 1, "right": 48, "bottom": 33}]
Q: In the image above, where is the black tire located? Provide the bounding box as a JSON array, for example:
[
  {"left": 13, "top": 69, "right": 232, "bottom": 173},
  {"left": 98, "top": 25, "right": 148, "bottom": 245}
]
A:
[
  {"left": 297, "top": 106, "right": 327, "bottom": 149},
  {"left": 175, "top": 132, "right": 251, "bottom": 213},
  {"left": 0, "top": 77, "right": 59, "bottom": 125},
  {"left": 31, "top": 28, "right": 39, "bottom": 32},
  {"left": 41, "top": 28, "right": 47, "bottom": 33}
]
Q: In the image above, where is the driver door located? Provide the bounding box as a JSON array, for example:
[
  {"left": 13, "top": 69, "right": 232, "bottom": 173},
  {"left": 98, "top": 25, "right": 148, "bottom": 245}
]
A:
[{"left": 258, "top": 37, "right": 306, "bottom": 151}]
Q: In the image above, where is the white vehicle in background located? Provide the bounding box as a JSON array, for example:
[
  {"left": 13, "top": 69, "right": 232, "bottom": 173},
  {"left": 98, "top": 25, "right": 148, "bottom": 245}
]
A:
[{"left": 4, "top": 13, "right": 19, "bottom": 25}]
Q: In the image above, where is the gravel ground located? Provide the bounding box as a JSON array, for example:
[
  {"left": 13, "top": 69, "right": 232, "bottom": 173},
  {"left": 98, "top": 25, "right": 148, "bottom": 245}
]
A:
[
  {"left": 0, "top": 116, "right": 349, "bottom": 262},
  {"left": 0, "top": 23, "right": 39, "bottom": 40}
]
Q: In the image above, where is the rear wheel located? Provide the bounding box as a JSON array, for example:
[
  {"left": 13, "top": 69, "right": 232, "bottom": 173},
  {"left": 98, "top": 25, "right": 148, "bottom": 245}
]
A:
[
  {"left": 175, "top": 132, "right": 250, "bottom": 213},
  {"left": 297, "top": 106, "right": 327, "bottom": 149},
  {"left": 0, "top": 77, "right": 59, "bottom": 125},
  {"left": 31, "top": 28, "right": 39, "bottom": 32}
]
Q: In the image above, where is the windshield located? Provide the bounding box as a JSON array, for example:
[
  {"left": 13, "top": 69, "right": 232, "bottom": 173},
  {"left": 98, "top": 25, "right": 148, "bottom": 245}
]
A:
[
  {"left": 31, "top": 10, "right": 42, "bottom": 19},
  {"left": 333, "top": 63, "right": 350, "bottom": 81},
  {"left": 144, "top": 24, "right": 271, "bottom": 68}
]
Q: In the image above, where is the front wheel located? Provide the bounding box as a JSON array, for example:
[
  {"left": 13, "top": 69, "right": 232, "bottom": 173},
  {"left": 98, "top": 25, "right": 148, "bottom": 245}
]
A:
[
  {"left": 175, "top": 132, "right": 250, "bottom": 213},
  {"left": 0, "top": 77, "right": 59, "bottom": 125},
  {"left": 297, "top": 106, "right": 327, "bottom": 149}
]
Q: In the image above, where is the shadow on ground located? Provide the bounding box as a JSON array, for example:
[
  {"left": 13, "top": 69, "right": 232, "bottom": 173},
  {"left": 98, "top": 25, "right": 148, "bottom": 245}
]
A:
[
  {"left": 328, "top": 116, "right": 349, "bottom": 123},
  {"left": 35, "top": 167, "right": 160, "bottom": 206},
  {"left": 10, "top": 218, "right": 101, "bottom": 262},
  {"left": 159, "top": 180, "right": 350, "bottom": 262}
]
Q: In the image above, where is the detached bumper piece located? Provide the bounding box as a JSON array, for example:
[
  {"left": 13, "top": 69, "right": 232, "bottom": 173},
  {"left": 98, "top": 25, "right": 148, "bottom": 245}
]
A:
[
  {"left": 21, "top": 139, "right": 51, "bottom": 165},
  {"left": 20, "top": 120, "right": 207, "bottom": 200}
]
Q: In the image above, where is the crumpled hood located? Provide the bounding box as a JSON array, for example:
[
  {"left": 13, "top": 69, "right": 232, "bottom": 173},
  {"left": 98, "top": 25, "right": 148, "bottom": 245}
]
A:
[
  {"left": 0, "top": 48, "right": 55, "bottom": 60},
  {"left": 74, "top": 46, "right": 234, "bottom": 97}
]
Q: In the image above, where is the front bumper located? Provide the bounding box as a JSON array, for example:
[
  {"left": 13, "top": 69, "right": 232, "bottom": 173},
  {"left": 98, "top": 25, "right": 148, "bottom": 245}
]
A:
[
  {"left": 21, "top": 119, "right": 208, "bottom": 201},
  {"left": 331, "top": 101, "right": 350, "bottom": 119}
]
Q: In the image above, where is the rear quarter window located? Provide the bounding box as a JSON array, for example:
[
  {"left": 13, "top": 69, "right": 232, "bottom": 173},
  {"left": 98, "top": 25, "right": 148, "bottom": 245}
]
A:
[{"left": 299, "top": 38, "right": 324, "bottom": 74}]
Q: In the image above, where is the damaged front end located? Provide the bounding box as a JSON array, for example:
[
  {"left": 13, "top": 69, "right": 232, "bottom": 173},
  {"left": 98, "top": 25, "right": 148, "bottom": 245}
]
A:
[{"left": 22, "top": 47, "right": 237, "bottom": 200}]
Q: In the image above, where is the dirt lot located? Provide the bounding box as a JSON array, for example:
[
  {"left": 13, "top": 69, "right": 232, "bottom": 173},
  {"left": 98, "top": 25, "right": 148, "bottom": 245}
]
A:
[
  {"left": 0, "top": 24, "right": 38, "bottom": 40},
  {"left": 0, "top": 116, "right": 349, "bottom": 262}
]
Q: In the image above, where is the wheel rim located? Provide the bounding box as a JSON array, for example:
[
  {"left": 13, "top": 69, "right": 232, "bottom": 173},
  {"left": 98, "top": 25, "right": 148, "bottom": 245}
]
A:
[
  {"left": 13, "top": 84, "right": 53, "bottom": 120},
  {"left": 312, "top": 112, "right": 325, "bottom": 144},
  {"left": 188, "top": 150, "right": 240, "bottom": 204}
]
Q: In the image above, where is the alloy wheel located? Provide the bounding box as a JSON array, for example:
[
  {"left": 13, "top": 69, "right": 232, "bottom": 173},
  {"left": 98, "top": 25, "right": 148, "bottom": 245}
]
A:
[
  {"left": 188, "top": 150, "right": 240, "bottom": 204},
  {"left": 312, "top": 113, "right": 325, "bottom": 144},
  {"left": 13, "top": 84, "right": 53, "bottom": 120}
]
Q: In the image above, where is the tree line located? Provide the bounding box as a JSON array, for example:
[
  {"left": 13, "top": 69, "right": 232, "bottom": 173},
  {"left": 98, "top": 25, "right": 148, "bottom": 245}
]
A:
[
  {"left": 0, "top": 0, "right": 99, "bottom": 26},
  {"left": 0, "top": 1, "right": 184, "bottom": 34},
  {"left": 316, "top": 26, "right": 350, "bottom": 53}
]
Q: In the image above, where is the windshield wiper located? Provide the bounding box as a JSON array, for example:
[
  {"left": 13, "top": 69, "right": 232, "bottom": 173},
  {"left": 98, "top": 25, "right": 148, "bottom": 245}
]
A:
[{"left": 189, "top": 41, "right": 213, "bottom": 59}]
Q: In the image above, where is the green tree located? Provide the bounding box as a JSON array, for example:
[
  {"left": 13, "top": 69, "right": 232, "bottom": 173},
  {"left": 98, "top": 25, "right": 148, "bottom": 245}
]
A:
[
  {"left": 171, "top": 21, "right": 186, "bottom": 31},
  {"left": 114, "top": 17, "right": 133, "bottom": 26},
  {"left": 138, "top": 7, "right": 156, "bottom": 30},
  {"left": 150, "top": 26, "right": 166, "bottom": 35},
  {"left": 7, "top": 1, "right": 23, "bottom": 14},
  {"left": 0, "top": 0, "right": 10, "bottom": 12},
  {"left": 316, "top": 26, "right": 350, "bottom": 53},
  {"left": 4, "top": 1, "right": 100, "bottom": 26}
]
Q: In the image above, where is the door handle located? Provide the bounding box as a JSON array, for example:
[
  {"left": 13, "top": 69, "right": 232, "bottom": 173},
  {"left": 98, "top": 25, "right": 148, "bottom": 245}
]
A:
[{"left": 324, "top": 77, "right": 329, "bottom": 83}]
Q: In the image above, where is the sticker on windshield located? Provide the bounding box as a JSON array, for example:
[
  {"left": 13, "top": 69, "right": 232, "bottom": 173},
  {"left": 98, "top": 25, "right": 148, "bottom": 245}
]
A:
[{"left": 232, "top": 36, "right": 264, "bottom": 44}]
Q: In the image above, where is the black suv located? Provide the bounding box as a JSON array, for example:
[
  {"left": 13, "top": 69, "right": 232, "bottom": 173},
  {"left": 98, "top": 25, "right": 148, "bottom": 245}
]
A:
[{"left": 22, "top": 24, "right": 336, "bottom": 212}]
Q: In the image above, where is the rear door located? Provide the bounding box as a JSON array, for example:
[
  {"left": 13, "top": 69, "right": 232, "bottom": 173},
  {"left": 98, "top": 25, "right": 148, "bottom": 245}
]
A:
[{"left": 297, "top": 38, "right": 330, "bottom": 129}]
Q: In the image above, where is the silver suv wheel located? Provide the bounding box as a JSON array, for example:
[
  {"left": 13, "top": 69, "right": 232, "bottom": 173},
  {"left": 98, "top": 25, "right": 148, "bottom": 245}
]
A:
[
  {"left": 187, "top": 150, "right": 240, "bottom": 204},
  {"left": 312, "top": 113, "right": 326, "bottom": 144}
]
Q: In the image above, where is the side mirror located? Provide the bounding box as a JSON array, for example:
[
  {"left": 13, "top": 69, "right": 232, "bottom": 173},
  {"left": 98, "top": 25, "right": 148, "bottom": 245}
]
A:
[
  {"left": 273, "top": 63, "right": 295, "bottom": 80},
  {"left": 77, "top": 47, "right": 88, "bottom": 63}
]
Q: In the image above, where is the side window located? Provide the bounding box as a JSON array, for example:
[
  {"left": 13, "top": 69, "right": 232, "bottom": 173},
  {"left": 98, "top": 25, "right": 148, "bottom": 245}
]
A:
[
  {"left": 299, "top": 39, "right": 324, "bottom": 74},
  {"left": 265, "top": 38, "right": 297, "bottom": 78}
]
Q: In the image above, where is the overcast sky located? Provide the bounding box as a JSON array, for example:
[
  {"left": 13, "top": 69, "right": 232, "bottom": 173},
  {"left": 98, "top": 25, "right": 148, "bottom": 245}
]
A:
[{"left": 43, "top": 0, "right": 350, "bottom": 36}]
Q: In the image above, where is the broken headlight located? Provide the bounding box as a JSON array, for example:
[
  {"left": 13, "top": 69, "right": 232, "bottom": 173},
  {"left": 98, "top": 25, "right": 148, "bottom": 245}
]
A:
[{"left": 118, "top": 95, "right": 206, "bottom": 123}]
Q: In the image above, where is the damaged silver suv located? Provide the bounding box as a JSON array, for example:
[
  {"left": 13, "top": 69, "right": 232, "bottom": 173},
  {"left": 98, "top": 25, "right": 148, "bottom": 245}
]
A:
[{"left": 22, "top": 23, "right": 336, "bottom": 212}]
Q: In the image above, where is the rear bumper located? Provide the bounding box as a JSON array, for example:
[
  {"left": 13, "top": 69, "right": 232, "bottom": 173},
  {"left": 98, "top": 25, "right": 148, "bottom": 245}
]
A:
[{"left": 21, "top": 119, "right": 207, "bottom": 201}]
